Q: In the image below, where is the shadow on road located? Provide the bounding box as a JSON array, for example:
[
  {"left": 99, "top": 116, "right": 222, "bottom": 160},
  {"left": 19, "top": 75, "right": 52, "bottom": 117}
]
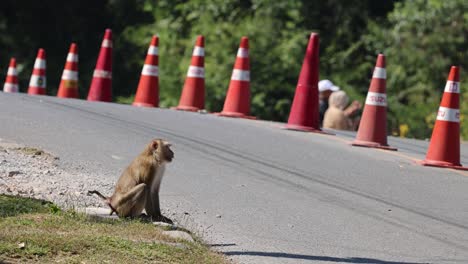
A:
[
  {"left": 223, "top": 251, "right": 428, "bottom": 264},
  {"left": 209, "top": 243, "right": 237, "bottom": 247}
]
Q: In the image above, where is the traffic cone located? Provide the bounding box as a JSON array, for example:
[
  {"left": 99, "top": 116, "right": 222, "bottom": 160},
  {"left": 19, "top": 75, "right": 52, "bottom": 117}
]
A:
[
  {"left": 3, "top": 58, "right": 19, "bottom": 93},
  {"left": 284, "top": 33, "right": 322, "bottom": 132},
  {"left": 27, "top": 49, "right": 47, "bottom": 95},
  {"left": 133, "top": 35, "right": 159, "bottom": 107},
  {"left": 217, "top": 36, "right": 255, "bottom": 119},
  {"left": 57, "top": 43, "right": 79, "bottom": 98},
  {"left": 352, "top": 54, "right": 396, "bottom": 150},
  {"left": 87, "top": 29, "right": 112, "bottom": 102},
  {"left": 419, "top": 66, "right": 467, "bottom": 170},
  {"left": 173, "top": 35, "right": 205, "bottom": 111}
]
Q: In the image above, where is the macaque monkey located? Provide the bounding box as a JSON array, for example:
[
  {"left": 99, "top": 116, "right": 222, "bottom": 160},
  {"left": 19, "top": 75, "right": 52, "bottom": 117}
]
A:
[{"left": 89, "top": 139, "right": 174, "bottom": 223}]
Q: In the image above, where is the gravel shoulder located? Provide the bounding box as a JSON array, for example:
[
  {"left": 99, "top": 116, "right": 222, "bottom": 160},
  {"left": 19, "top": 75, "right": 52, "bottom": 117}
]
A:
[
  {"left": 0, "top": 138, "right": 217, "bottom": 237},
  {"left": 0, "top": 139, "right": 114, "bottom": 209}
]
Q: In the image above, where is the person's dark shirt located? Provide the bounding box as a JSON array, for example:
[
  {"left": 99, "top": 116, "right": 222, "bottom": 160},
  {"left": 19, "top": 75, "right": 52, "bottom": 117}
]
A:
[{"left": 319, "top": 99, "right": 328, "bottom": 125}]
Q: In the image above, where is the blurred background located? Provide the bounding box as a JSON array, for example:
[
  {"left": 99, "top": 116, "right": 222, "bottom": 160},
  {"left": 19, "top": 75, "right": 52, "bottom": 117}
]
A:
[{"left": 0, "top": 0, "right": 466, "bottom": 139}]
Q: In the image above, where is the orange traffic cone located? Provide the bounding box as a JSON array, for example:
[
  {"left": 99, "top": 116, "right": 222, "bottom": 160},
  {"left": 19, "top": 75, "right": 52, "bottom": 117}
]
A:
[
  {"left": 284, "top": 33, "right": 322, "bottom": 132},
  {"left": 57, "top": 43, "right": 79, "bottom": 98},
  {"left": 217, "top": 36, "right": 255, "bottom": 119},
  {"left": 419, "top": 66, "right": 467, "bottom": 170},
  {"left": 352, "top": 54, "right": 396, "bottom": 150},
  {"left": 133, "top": 35, "right": 159, "bottom": 107},
  {"left": 87, "top": 29, "right": 112, "bottom": 102},
  {"left": 27, "top": 49, "right": 47, "bottom": 95},
  {"left": 173, "top": 35, "right": 205, "bottom": 111},
  {"left": 3, "top": 58, "right": 19, "bottom": 93}
]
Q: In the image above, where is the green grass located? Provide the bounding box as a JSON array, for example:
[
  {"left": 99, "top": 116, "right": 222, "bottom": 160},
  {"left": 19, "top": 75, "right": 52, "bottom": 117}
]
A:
[
  {"left": 0, "top": 195, "right": 226, "bottom": 264},
  {"left": 115, "top": 95, "right": 135, "bottom": 105},
  {"left": 0, "top": 195, "right": 56, "bottom": 217}
]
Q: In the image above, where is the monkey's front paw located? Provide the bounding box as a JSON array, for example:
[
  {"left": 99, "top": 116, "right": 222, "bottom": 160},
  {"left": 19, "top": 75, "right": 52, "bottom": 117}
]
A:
[
  {"left": 136, "top": 213, "right": 153, "bottom": 222},
  {"left": 153, "top": 215, "right": 173, "bottom": 224},
  {"left": 162, "top": 216, "right": 174, "bottom": 224}
]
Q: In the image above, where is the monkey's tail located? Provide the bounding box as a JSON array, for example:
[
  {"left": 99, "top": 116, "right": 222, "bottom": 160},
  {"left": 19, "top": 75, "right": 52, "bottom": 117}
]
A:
[
  {"left": 87, "top": 190, "right": 117, "bottom": 216},
  {"left": 87, "top": 190, "right": 108, "bottom": 200}
]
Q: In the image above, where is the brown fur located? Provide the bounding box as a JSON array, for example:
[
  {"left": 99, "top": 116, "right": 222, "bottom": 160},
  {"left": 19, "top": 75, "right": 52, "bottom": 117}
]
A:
[{"left": 88, "top": 139, "right": 174, "bottom": 222}]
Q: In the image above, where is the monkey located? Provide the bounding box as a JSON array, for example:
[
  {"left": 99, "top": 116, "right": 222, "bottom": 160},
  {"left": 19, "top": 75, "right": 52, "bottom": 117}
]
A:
[{"left": 88, "top": 139, "right": 174, "bottom": 223}]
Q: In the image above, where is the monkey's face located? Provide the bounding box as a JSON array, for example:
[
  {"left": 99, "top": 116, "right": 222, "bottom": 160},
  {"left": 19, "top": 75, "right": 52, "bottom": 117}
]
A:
[
  {"left": 162, "top": 143, "right": 174, "bottom": 163},
  {"left": 152, "top": 139, "right": 174, "bottom": 163}
]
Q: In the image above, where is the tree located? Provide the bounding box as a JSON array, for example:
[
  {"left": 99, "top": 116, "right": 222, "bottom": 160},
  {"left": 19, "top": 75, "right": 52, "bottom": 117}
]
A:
[
  {"left": 0, "top": 0, "right": 154, "bottom": 98},
  {"left": 142, "top": 0, "right": 394, "bottom": 121},
  {"left": 356, "top": 0, "right": 468, "bottom": 138}
]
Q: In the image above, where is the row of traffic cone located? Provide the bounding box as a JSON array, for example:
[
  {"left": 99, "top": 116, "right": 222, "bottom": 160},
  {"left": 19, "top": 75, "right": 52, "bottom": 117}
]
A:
[
  {"left": 2, "top": 30, "right": 255, "bottom": 119},
  {"left": 2, "top": 31, "right": 112, "bottom": 99},
  {"left": 156, "top": 35, "right": 254, "bottom": 119},
  {"left": 286, "top": 33, "right": 466, "bottom": 170},
  {"left": 3, "top": 29, "right": 113, "bottom": 101},
  {"left": 3, "top": 49, "right": 48, "bottom": 95},
  {"left": 2, "top": 30, "right": 464, "bottom": 171}
]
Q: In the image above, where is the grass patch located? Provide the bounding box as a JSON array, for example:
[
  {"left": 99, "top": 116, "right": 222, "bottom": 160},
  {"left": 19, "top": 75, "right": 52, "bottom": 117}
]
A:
[
  {"left": 116, "top": 95, "right": 135, "bottom": 105},
  {"left": 0, "top": 195, "right": 56, "bottom": 218},
  {"left": 14, "top": 147, "right": 45, "bottom": 156},
  {"left": 0, "top": 195, "right": 226, "bottom": 263}
]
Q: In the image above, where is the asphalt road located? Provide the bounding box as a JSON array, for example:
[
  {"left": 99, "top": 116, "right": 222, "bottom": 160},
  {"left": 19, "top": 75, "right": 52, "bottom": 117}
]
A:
[{"left": 1, "top": 92, "right": 468, "bottom": 264}]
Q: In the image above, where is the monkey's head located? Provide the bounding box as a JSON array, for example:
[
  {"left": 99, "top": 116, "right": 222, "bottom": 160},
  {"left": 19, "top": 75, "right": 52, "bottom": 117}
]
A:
[{"left": 150, "top": 139, "right": 174, "bottom": 163}]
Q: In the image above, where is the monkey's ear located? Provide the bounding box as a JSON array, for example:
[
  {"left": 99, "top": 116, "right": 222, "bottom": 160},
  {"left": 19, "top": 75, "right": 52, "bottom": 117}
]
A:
[{"left": 152, "top": 141, "right": 159, "bottom": 150}]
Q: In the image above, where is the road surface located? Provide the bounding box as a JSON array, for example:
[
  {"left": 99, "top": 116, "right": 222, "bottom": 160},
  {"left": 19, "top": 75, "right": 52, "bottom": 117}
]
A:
[{"left": 1, "top": 93, "right": 468, "bottom": 264}]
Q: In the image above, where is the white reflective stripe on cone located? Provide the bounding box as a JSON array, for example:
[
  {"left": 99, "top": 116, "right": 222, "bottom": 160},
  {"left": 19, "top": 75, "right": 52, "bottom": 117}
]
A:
[
  {"left": 29, "top": 75, "right": 46, "bottom": 87},
  {"left": 192, "top": 46, "right": 204, "bottom": 56},
  {"left": 67, "top": 53, "right": 79, "bottom": 62},
  {"left": 3, "top": 83, "right": 18, "bottom": 92},
  {"left": 148, "top": 46, "right": 158, "bottom": 55},
  {"left": 365, "top": 91, "right": 387, "bottom": 106},
  {"left": 62, "top": 70, "right": 78, "bottom": 81},
  {"left": 102, "top": 39, "right": 112, "bottom": 48},
  {"left": 444, "top": 81, "right": 460, "bottom": 94},
  {"left": 187, "top": 66, "right": 204, "bottom": 78},
  {"left": 231, "top": 69, "right": 250, "bottom": 81},
  {"left": 237, "top": 48, "right": 249, "bottom": 58},
  {"left": 93, "top": 69, "right": 112, "bottom": 79},
  {"left": 372, "top": 67, "right": 386, "bottom": 79},
  {"left": 7, "top": 67, "right": 17, "bottom": 75},
  {"left": 437, "top": 106, "right": 460, "bottom": 122},
  {"left": 141, "top": 65, "right": 159, "bottom": 77},
  {"left": 34, "top": 59, "right": 46, "bottom": 69}
]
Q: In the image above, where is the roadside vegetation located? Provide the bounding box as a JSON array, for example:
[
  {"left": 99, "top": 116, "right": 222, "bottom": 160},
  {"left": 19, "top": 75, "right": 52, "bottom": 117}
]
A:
[{"left": 0, "top": 194, "right": 227, "bottom": 263}]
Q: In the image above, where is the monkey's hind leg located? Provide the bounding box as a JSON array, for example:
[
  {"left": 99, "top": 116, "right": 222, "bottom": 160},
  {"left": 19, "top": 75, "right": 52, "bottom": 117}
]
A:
[{"left": 112, "top": 183, "right": 147, "bottom": 218}]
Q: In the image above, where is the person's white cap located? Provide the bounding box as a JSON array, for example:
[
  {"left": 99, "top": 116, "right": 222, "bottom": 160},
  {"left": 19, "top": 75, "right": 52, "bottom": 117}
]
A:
[{"left": 318, "top": 79, "right": 340, "bottom": 92}]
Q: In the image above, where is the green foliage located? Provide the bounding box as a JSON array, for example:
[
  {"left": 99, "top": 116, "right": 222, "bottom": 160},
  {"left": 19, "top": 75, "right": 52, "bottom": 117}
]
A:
[
  {"left": 146, "top": 0, "right": 395, "bottom": 121},
  {"left": 116, "top": 94, "right": 135, "bottom": 105},
  {"left": 0, "top": 0, "right": 154, "bottom": 98},
  {"left": 357, "top": 0, "right": 468, "bottom": 138}
]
